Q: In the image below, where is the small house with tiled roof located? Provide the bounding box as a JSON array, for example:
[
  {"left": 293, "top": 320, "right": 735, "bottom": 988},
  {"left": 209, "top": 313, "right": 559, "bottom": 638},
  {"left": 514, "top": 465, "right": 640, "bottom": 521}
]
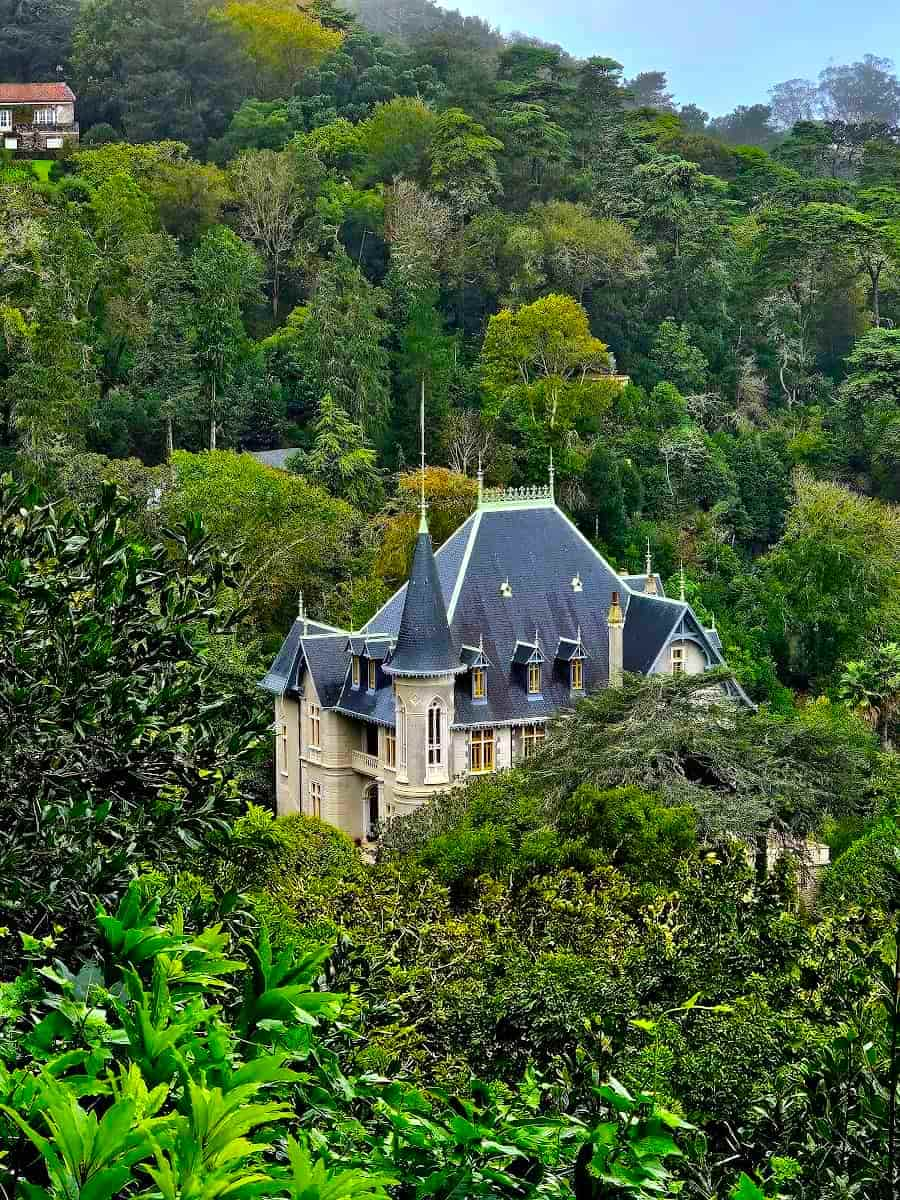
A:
[
  {"left": 0, "top": 82, "right": 78, "bottom": 154},
  {"left": 262, "top": 471, "right": 748, "bottom": 841}
]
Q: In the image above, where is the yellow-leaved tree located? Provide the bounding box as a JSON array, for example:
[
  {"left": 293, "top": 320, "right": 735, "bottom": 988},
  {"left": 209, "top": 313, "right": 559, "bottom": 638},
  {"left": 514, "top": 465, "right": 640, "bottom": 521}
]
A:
[{"left": 214, "top": 0, "right": 342, "bottom": 97}]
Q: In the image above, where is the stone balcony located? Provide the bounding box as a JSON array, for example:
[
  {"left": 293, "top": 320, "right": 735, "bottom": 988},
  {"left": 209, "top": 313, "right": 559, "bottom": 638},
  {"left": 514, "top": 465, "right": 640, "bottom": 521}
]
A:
[{"left": 351, "top": 750, "right": 379, "bottom": 777}]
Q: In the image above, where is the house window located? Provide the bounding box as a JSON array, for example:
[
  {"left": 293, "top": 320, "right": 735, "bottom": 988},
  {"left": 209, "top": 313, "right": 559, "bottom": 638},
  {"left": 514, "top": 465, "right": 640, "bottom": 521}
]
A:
[
  {"left": 528, "top": 663, "right": 542, "bottom": 694},
  {"left": 671, "top": 645, "right": 685, "bottom": 675},
  {"left": 571, "top": 659, "right": 584, "bottom": 691},
  {"left": 427, "top": 700, "right": 444, "bottom": 767},
  {"left": 385, "top": 727, "right": 396, "bottom": 768},
  {"left": 279, "top": 722, "right": 289, "bottom": 774},
  {"left": 472, "top": 668, "right": 486, "bottom": 700},
  {"left": 397, "top": 702, "right": 407, "bottom": 768},
  {"left": 470, "top": 727, "right": 495, "bottom": 773},
  {"left": 368, "top": 659, "right": 377, "bottom": 691},
  {"left": 308, "top": 703, "right": 321, "bottom": 747},
  {"left": 0, "top": 110, "right": 10, "bottom": 130},
  {"left": 523, "top": 725, "right": 545, "bottom": 759},
  {"left": 352, "top": 656, "right": 360, "bottom": 688},
  {"left": 35, "top": 107, "right": 57, "bottom": 125},
  {"left": 308, "top": 779, "right": 322, "bottom": 819}
]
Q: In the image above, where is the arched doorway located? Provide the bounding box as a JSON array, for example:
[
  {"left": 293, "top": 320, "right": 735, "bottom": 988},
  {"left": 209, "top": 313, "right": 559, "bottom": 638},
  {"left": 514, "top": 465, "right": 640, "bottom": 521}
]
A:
[{"left": 365, "top": 783, "right": 380, "bottom": 841}]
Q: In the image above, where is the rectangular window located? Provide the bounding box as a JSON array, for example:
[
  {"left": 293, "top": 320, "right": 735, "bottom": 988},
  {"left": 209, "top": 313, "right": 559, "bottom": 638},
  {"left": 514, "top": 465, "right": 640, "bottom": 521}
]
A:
[
  {"left": 571, "top": 659, "right": 583, "bottom": 690},
  {"left": 528, "top": 663, "right": 542, "bottom": 694},
  {"left": 470, "top": 727, "right": 495, "bottom": 773},
  {"left": 35, "top": 107, "right": 56, "bottom": 125},
  {"left": 427, "top": 703, "right": 443, "bottom": 767},
  {"left": 368, "top": 659, "right": 377, "bottom": 691},
  {"left": 308, "top": 703, "right": 321, "bottom": 747},
  {"left": 472, "top": 668, "right": 486, "bottom": 700},
  {"left": 385, "top": 727, "right": 396, "bottom": 768},
  {"left": 279, "top": 721, "right": 289, "bottom": 773},
  {"left": 0, "top": 110, "right": 10, "bottom": 130},
  {"left": 352, "top": 656, "right": 360, "bottom": 687},
  {"left": 671, "top": 646, "right": 685, "bottom": 675},
  {"left": 523, "top": 725, "right": 545, "bottom": 759},
  {"left": 308, "top": 779, "right": 322, "bottom": 819}
]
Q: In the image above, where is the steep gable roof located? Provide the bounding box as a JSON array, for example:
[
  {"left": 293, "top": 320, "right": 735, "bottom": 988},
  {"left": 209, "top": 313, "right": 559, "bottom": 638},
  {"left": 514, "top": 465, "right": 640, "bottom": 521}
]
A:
[
  {"left": 0, "top": 83, "right": 76, "bottom": 103},
  {"left": 383, "top": 518, "right": 465, "bottom": 677}
]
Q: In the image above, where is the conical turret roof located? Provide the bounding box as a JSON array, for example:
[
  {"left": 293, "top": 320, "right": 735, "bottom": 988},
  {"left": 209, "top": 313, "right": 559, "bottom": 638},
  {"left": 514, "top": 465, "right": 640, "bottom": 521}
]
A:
[{"left": 384, "top": 516, "right": 465, "bottom": 677}]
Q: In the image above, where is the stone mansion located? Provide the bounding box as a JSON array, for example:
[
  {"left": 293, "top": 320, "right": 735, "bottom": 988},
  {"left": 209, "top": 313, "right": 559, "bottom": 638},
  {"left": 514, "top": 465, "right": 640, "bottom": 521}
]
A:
[{"left": 262, "top": 473, "right": 747, "bottom": 841}]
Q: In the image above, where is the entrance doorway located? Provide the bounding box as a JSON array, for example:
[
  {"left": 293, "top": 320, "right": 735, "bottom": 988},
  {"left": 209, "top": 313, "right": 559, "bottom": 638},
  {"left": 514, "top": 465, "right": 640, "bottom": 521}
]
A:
[{"left": 365, "top": 784, "right": 380, "bottom": 840}]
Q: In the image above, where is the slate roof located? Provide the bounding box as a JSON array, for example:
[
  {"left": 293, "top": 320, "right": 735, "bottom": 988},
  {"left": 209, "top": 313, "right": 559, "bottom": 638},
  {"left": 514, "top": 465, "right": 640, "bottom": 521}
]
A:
[
  {"left": 0, "top": 83, "right": 76, "bottom": 103},
  {"left": 383, "top": 521, "right": 466, "bottom": 677},
  {"left": 622, "top": 573, "right": 666, "bottom": 597},
  {"left": 248, "top": 448, "right": 303, "bottom": 470},
  {"left": 259, "top": 619, "right": 348, "bottom": 701},
  {"left": 262, "top": 495, "right": 749, "bottom": 725}
]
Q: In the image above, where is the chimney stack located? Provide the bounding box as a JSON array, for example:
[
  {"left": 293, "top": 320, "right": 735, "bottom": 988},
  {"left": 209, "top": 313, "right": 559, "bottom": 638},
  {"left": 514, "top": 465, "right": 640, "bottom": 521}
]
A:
[{"left": 607, "top": 590, "right": 625, "bottom": 687}]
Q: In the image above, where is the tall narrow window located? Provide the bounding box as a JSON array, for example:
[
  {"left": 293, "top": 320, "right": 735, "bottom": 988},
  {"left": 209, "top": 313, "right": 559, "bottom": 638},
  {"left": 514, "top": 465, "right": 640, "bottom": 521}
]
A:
[
  {"left": 308, "top": 703, "right": 321, "bottom": 747},
  {"left": 671, "top": 646, "right": 685, "bottom": 675},
  {"left": 0, "top": 111, "right": 10, "bottom": 130},
  {"left": 571, "top": 659, "right": 583, "bottom": 691},
  {"left": 523, "top": 725, "right": 545, "bottom": 759},
  {"left": 308, "top": 779, "right": 322, "bottom": 818},
  {"left": 368, "top": 659, "right": 377, "bottom": 691},
  {"left": 472, "top": 668, "right": 486, "bottom": 700},
  {"left": 397, "top": 702, "right": 407, "bottom": 769},
  {"left": 352, "top": 656, "right": 360, "bottom": 687},
  {"left": 528, "top": 663, "right": 542, "bottom": 694},
  {"left": 470, "top": 727, "right": 495, "bottom": 773},
  {"left": 279, "top": 722, "right": 289, "bottom": 773},
  {"left": 427, "top": 700, "right": 443, "bottom": 767},
  {"left": 385, "top": 727, "right": 396, "bottom": 768}
]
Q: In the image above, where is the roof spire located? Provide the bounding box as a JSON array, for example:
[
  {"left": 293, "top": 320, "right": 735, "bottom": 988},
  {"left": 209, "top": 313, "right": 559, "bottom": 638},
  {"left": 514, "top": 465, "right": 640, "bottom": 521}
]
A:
[
  {"left": 548, "top": 446, "right": 555, "bottom": 502},
  {"left": 477, "top": 452, "right": 484, "bottom": 507},
  {"left": 419, "top": 377, "right": 427, "bottom": 533},
  {"left": 679, "top": 560, "right": 686, "bottom": 603},
  {"left": 298, "top": 589, "right": 308, "bottom": 635},
  {"left": 645, "top": 538, "right": 652, "bottom": 576}
]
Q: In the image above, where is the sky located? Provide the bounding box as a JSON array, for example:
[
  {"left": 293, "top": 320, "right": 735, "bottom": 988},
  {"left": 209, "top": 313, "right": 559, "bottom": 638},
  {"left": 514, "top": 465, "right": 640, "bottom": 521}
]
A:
[{"left": 447, "top": 0, "right": 899, "bottom": 117}]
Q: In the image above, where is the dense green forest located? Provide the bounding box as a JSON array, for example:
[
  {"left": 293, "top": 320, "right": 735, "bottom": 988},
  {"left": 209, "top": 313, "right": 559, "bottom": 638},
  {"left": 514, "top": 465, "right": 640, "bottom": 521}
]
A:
[{"left": 1, "top": 1, "right": 900, "bottom": 1197}]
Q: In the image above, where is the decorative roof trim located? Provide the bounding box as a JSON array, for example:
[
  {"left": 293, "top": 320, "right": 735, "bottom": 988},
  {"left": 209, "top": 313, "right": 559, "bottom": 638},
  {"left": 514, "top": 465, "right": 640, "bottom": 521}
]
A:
[
  {"left": 556, "top": 633, "right": 589, "bottom": 661},
  {"left": 451, "top": 715, "right": 549, "bottom": 730},
  {"left": 446, "top": 508, "right": 482, "bottom": 621},
  {"left": 460, "top": 640, "right": 492, "bottom": 669},
  {"left": 331, "top": 705, "right": 395, "bottom": 728},
  {"left": 479, "top": 485, "right": 555, "bottom": 510},
  {"left": 382, "top": 663, "right": 469, "bottom": 677}
]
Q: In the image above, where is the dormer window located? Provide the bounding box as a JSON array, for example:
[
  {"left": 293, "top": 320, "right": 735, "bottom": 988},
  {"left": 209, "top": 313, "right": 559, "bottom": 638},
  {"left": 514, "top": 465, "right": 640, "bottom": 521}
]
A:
[
  {"left": 571, "top": 573, "right": 583, "bottom": 593},
  {"left": 500, "top": 577, "right": 512, "bottom": 598},
  {"left": 352, "top": 656, "right": 360, "bottom": 688},
  {"left": 571, "top": 659, "right": 583, "bottom": 691},
  {"left": 671, "top": 645, "right": 685, "bottom": 675},
  {"left": 528, "top": 663, "right": 542, "bottom": 694},
  {"left": 368, "top": 658, "right": 377, "bottom": 690},
  {"left": 472, "top": 667, "right": 487, "bottom": 700}
]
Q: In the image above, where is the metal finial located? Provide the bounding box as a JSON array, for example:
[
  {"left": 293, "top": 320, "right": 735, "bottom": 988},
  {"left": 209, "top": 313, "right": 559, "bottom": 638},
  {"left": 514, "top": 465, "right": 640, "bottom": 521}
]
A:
[
  {"left": 419, "top": 377, "right": 427, "bottom": 531},
  {"left": 477, "top": 452, "right": 484, "bottom": 507},
  {"left": 548, "top": 447, "right": 555, "bottom": 502},
  {"left": 645, "top": 538, "right": 653, "bottom": 577},
  {"left": 298, "top": 589, "right": 308, "bottom": 635},
  {"left": 679, "top": 560, "right": 686, "bottom": 603}
]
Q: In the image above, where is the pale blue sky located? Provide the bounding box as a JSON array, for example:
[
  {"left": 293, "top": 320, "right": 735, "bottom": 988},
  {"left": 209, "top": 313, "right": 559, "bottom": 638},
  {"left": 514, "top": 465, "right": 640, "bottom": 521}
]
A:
[{"left": 450, "top": 0, "right": 898, "bottom": 117}]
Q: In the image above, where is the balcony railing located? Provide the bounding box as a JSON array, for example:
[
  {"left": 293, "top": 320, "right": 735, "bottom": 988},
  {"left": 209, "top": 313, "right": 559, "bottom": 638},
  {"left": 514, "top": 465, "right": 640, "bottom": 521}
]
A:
[{"left": 351, "top": 750, "right": 379, "bottom": 777}]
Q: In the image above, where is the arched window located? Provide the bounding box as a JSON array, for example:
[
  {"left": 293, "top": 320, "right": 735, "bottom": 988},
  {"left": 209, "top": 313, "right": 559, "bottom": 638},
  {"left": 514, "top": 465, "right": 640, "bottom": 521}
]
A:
[
  {"left": 427, "top": 699, "right": 444, "bottom": 768},
  {"left": 397, "top": 701, "right": 407, "bottom": 769}
]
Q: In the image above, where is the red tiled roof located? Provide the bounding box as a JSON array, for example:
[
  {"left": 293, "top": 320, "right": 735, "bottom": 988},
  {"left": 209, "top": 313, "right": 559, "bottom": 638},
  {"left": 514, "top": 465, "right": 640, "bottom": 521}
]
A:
[{"left": 0, "top": 83, "right": 76, "bottom": 103}]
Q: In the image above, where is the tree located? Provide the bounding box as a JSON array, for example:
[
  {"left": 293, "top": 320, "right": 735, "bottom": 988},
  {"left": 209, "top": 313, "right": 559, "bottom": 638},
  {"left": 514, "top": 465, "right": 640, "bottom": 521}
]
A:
[
  {"left": 755, "top": 474, "right": 900, "bottom": 684},
  {"left": 624, "top": 70, "right": 676, "bottom": 111},
  {"left": 358, "top": 96, "right": 438, "bottom": 184},
  {"left": 214, "top": 0, "right": 343, "bottom": 98},
  {"left": 496, "top": 102, "right": 570, "bottom": 198},
  {"left": 190, "top": 226, "right": 263, "bottom": 449},
  {"left": 529, "top": 670, "right": 876, "bottom": 836},
  {"left": 287, "top": 252, "right": 391, "bottom": 437},
  {"left": 819, "top": 54, "right": 900, "bottom": 125},
  {"left": 838, "top": 327, "right": 900, "bottom": 493},
  {"left": 839, "top": 642, "right": 900, "bottom": 749},
  {"left": 535, "top": 201, "right": 646, "bottom": 301},
  {"left": 428, "top": 106, "right": 503, "bottom": 219},
  {"left": 230, "top": 149, "right": 309, "bottom": 317},
  {"left": 769, "top": 77, "right": 820, "bottom": 129},
  {"left": 481, "top": 293, "right": 613, "bottom": 438},
  {"left": 289, "top": 392, "right": 384, "bottom": 511},
  {"left": 164, "top": 450, "right": 362, "bottom": 630},
  {"left": 708, "top": 104, "right": 776, "bottom": 148},
  {"left": 650, "top": 318, "right": 709, "bottom": 393},
  {"left": 0, "top": 477, "right": 264, "bottom": 961}
]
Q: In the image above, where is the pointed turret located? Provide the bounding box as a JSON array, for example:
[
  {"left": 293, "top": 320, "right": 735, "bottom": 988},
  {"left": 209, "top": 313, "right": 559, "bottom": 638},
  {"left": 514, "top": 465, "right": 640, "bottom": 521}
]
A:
[{"left": 384, "top": 517, "right": 464, "bottom": 677}]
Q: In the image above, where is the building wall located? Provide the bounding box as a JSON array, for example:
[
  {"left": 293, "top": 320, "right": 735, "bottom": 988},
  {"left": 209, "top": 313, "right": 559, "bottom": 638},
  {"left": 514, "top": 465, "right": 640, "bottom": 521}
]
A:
[
  {"left": 274, "top": 694, "right": 301, "bottom": 815},
  {"left": 650, "top": 638, "right": 708, "bottom": 676}
]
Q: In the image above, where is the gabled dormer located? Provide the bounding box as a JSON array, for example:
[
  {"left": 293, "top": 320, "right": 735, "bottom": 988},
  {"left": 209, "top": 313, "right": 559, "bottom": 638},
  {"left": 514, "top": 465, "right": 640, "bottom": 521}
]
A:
[
  {"left": 461, "top": 635, "right": 492, "bottom": 703},
  {"left": 512, "top": 630, "right": 546, "bottom": 698},
  {"left": 556, "top": 628, "right": 589, "bottom": 693}
]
